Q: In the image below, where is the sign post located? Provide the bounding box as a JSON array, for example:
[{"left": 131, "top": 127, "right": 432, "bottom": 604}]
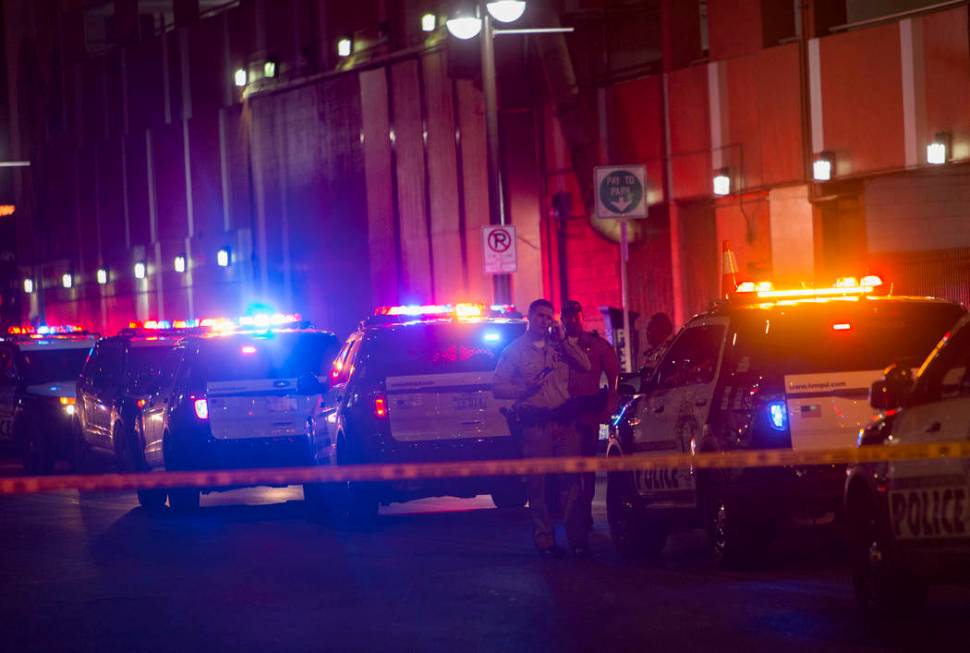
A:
[
  {"left": 483, "top": 225, "right": 517, "bottom": 275},
  {"left": 594, "top": 165, "right": 648, "bottom": 372}
]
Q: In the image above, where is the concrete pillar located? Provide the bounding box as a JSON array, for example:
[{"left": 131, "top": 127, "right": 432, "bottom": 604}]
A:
[{"left": 768, "top": 185, "right": 815, "bottom": 285}]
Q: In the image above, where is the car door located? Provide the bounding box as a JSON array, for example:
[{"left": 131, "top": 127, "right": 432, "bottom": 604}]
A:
[
  {"left": 318, "top": 335, "right": 360, "bottom": 455},
  {"left": 0, "top": 346, "right": 18, "bottom": 445},
  {"left": 141, "top": 346, "right": 184, "bottom": 469},
  {"left": 87, "top": 341, "right": 124, "bottom": 451},
  {"left": 887, "top": 323, "right": 970, "bottom": 541},
  {"left": 77, "top": 342, "right": 104, "bottom": 446},
  {"left": 634, "top": 319, "right": 729, "bottom": 504}
]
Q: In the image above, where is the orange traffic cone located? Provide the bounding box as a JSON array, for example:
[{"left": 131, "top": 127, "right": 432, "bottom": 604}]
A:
[{"left": 721, "top": 240, "right": 739, "bottom": 298}]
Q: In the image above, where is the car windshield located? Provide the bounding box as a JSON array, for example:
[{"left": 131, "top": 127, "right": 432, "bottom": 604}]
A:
[
  {"left": 18, "top": 347, "right": 91, "bottom": 385},
  {"left": 126, "top": 344, "right": 183, "bottom": 393},
  {"left": 731, "top": 301, "right": 964, "bottom": 375},
  {"left": 193, "top": 332, "right": 340, "bottom": 382},
  {"left": 359, "top": 321, "right": 526, "bottom": 380}
]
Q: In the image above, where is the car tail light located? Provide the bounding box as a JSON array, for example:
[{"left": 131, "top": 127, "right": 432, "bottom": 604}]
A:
[
  {"left": 373, "top": 394, "right": 388, "bottom": 420},
  {"left": 767, "top": 401, "right": 788, "bottom": 431},
  {"left": 193, "top": 398, "right": 209, "bottom": 420},
  {"left": 136, "top": 398, "right": 147, "bottom": 409}
]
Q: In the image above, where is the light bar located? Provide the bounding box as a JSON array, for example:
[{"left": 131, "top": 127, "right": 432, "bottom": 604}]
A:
[{"left": 9, "top": 324, "right": 86, "bottom": 335}]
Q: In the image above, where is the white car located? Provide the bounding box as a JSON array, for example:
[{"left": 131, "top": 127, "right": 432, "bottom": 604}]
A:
[{"left": 846, "top": 313, "right": 970, "bottom": 616}]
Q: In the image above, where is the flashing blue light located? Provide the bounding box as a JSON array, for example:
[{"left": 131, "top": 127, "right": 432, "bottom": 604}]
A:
[
  {"left": 768, "top": 402, "right": 788, "bottom": 431},
  {"left": 483, "top": 331, "right": 502, "bottom": 343},
  {"left": 37, "top": 326, "right": 51, "bottom": 335}
]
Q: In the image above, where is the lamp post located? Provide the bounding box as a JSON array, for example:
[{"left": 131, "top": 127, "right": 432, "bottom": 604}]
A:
[{"left": 447, "top": 1, "right": 572, "bottom": 305}]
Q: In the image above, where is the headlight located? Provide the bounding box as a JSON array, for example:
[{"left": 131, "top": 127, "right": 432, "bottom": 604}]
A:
[{"left": 59, "top": 396, "right": 76, "bottom": 416}]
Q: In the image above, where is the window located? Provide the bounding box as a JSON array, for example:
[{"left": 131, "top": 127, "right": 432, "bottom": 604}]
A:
[
  {"left": 909, "top": 323, "right": 970, "bottom": 405},
  {"left": 93, "top": 342, "right": 124, "bottom": 389},
  {"left": 656, "top": 324, "right": 726, "bottom": 389}
]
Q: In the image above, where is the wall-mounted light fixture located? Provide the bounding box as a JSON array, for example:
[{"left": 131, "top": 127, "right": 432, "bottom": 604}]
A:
[
  {"left": 23, "top": 278, "right": 34, "bottom": 294},
  {"left": 421, "top": 13, "right": 437, "bottom": 32},
  {"left": 263, "top": 61, "right": 277, "bottom": 78},
  {"left": 174, "top": 255, "right": 187, "bottom": 273},
  {"left": 712, "top": 169, "right": 731, "bottom": 196},
  {"left": 61, "top": 273, "right": 73, "bottom": 289},
  {"left": 337, "top": 38, "right": 352, "bottom": 57},
  {"left": 134, "top": 261, "right": 147, "bottom": 280},
  {"left": 217, "top": 248, "right": 231, "bottom": 268},
  {"left": 96, "top": 268, "right": 108, "bottom": 285},
  {"left": 233, "top": 68, "right": 247, "bottom": 87},
  {"left": 813, "top": 151, "right": 834, "bottom": 181},
  {"left": 927, "top": 132, "right": 950, "bottom": 165}
]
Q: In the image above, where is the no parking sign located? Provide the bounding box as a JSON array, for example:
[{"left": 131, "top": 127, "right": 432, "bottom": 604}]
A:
[{"left": 483, "top": 225, "right": 517, "bottom": 274}]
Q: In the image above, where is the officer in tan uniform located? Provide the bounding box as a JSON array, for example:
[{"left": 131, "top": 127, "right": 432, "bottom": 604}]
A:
[
  {"left": 493, "top": 299, "right": 591, "bottom": 558},
  {"left": 561, "top": 300, "right": 620, "bottom": 534}
]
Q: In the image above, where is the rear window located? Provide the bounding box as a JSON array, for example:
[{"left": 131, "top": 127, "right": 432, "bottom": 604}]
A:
[
  {"left": 358, "top": 321, "right": 527, "bottom": 379},
  {"left": 126, "top": 344, "right": 183, "bottom": 393},
  {"left": 730, "top": 301, "right": 964, "bottom": 376},
  {"left": 18, "top": 347, "right": 91, "bottom": 385},
  {"left": 191, "top": 332, "right": 340, "bottom": 382}
]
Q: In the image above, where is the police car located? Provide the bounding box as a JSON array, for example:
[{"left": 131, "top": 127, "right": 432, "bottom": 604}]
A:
[
  {"left": 135, "top": 319, "right": 339, "bottom": 512},
  {"left": 606, "top": 276, "right": 965, "bottom": 564},
  {"left": 304, "top": 303, "right": 527, "bottom": 523},
  {"left": 0, "top": 326, "right": 97, "bottom": 474},
  {"left": 75, "top": 321, "right": 200, "bottom": 480},
  {"left": 845, "top": 312, "right": 970, "bottom": 616}
]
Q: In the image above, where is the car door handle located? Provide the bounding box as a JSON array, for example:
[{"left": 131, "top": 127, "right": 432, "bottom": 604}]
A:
[
  {"left": 925, "top": 421, "right": 942, "bottom": 433},
  {"left": 653, "top": 404, "right": 665, "bottom": 414}
]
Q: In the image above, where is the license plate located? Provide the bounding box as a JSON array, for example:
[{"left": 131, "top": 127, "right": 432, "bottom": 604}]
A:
[
  {"left": 452, "top": 394, "right": 487, "bottom": 411},
  {"left": 266, "top": 397, "right": 298, "bottom": 413},
  {"left": 890, "top": 485, "right": 970, "bottom": 540}
]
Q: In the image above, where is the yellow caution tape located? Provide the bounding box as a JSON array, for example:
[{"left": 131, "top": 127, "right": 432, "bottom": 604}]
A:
[{"left": 1, "top": 441, "right": 969, "bottom": 495}]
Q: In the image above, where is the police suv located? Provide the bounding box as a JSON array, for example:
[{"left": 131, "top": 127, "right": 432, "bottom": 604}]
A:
[
  {"left": 606, "top": 277, "right": 965, "bottom": 564},
  {"left": 0, "top": 326, "right": 97, "bottom": 474},
  {"left": 75, "top": 322, "right": 196, "bottom": 480},
  {"left": 304, "top": 304, "right": 527, "bottom": 523},
  {"left": 136, "top": 322, "right": 339, "bottom": 512},
  {"left": 845, "top": 312, "right": 970, "bottom": 616}
]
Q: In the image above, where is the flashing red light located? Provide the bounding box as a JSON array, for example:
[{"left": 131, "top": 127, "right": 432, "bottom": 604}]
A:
[
  {"left": 832, "top": 323, "right": 852, "bottom": 331},
  {"left": 194, "top": 398, "right": 209, "bottom": 420},
  {"left": 373, "top": 394, "right": 388, "bottom": 419},
  {"left": 241, "top": 345, "right": 257, "bottom": 355}
]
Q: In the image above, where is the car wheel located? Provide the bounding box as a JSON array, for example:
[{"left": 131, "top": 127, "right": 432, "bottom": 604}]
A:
[
  {"left": 491, "top": 478, "right": 527, "bottom": 509},
  {"left": 137, "top": 489, "right": 167, "bottom": 512},
  {"left": 21, "top": 417, "right": 54, "bottom": 475},
  {"left": 607, "top": 471, "right": 666, "bottom": 559},
  {"left": 848, "top": 490, "right": 927, "bottom": 618},
  {"left": 168, "top": 488, "right": 200, "bottom": 514}
]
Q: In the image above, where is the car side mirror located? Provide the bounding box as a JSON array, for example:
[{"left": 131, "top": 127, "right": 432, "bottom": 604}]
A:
[{"left": 870, "top": 364, "right": 913, "bottom": 410}]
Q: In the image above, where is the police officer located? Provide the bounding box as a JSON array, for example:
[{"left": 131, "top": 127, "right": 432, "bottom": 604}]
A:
[
  {"left": 561, "top": 300, "right": 620, "bottom": 534},
  {"left": 493, "top": 299, "right": 591, "bottom": 558}
]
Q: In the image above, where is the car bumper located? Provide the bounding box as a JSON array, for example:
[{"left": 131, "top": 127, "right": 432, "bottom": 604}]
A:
[{"left": 172, "top": 433, "right": 315, "bottom": 471}]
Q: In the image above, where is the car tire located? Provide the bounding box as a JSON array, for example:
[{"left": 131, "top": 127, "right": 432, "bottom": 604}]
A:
[
  {"left": 847, "top": 489, "right": 927, "bottom": 619},
  {"left": 607, "top": 470, "right": 666, "bottom": 560},
  {"left": 20, "top": 416, "right": 54, "bottom": 476},
  {"left": 137, "top": 489, "right": 167, "bottom": 512},
  {"left": 491, "top": 478, "right": 527, "bottom": 509},
  {"left": 168, "top": 488, "right": 200, "bottom": 514}
]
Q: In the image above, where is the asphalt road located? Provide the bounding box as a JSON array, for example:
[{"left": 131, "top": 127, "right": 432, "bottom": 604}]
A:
[{"left": 1, "top": 467, "right": 967, "bottom": 652}]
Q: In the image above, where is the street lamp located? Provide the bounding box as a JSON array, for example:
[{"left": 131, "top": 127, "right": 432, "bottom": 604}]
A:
[{"left": 445, "top": 1, "right": 571, "bottom": 304}]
